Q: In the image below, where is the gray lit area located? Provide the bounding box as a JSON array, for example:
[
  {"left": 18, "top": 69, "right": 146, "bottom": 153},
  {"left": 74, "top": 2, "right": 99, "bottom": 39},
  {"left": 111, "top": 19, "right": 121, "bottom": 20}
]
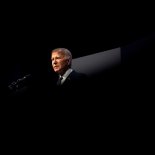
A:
[{"left": 72, "top": 47, "right": 121, "bottom": 77}]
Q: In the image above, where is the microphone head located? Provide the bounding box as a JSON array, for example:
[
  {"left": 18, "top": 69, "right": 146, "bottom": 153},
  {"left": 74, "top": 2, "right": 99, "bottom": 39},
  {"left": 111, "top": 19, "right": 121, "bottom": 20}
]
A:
[{"left": 8, "top": 74, "right": 32, "bottom": 91}]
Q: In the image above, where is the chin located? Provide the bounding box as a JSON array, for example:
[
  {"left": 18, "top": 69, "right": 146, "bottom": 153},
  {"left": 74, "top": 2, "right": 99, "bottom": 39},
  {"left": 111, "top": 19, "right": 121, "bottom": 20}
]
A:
[{"left": 55, "top": 70, "right": 60, "bottom": 74}]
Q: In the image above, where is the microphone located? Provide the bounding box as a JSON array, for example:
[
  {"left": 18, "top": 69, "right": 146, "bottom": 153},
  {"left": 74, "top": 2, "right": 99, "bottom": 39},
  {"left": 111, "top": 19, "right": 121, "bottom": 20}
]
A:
[{"left": 8, "top": 74, "right": 32, "bottom": 91}]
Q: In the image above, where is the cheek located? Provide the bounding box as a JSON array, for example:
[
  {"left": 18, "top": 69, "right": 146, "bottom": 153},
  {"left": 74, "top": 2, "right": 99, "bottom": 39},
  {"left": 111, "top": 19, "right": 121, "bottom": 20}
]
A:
[
  {"left": 59, "top": 60, "right": 64, "bottom": 66},
  {"left": 61, "top": 61, "right": 68, "bottom": 68}
]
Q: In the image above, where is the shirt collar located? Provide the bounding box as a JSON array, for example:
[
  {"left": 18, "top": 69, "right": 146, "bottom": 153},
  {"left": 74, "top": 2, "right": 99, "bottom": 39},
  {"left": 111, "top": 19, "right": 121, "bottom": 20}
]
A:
[{"left": 59, "top": 68, "right": 73, "bottom": 79}]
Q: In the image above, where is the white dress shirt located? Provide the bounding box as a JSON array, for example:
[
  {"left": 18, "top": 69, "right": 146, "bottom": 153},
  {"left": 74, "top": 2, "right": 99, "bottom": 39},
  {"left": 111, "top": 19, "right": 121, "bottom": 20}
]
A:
[{"left": 59, "top": 68, "right": 73, "bottom": 85}]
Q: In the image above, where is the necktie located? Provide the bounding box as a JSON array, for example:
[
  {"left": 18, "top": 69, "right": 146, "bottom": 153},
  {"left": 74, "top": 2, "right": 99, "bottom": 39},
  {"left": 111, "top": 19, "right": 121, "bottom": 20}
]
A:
[{"left": 57, "top": 76, "right": 63, "bottom": 86}]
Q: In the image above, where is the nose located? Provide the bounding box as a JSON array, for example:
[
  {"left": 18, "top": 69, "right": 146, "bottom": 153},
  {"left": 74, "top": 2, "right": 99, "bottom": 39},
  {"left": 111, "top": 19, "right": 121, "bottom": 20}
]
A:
[{"left": 52, "top": 58, "right": 57, "bottom": 65}]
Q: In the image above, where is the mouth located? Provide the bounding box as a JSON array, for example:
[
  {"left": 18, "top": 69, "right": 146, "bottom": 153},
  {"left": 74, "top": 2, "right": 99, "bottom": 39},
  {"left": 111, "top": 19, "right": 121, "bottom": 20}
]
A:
[{"left": 53, "top": 66, "right": 59, "bottom": 70}]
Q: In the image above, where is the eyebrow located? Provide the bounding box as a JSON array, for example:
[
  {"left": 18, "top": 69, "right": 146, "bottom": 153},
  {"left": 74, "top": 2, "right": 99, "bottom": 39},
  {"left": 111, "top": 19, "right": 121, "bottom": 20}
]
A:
[{"left": 51, "top": 55, "right": 62, "bottom": 59}]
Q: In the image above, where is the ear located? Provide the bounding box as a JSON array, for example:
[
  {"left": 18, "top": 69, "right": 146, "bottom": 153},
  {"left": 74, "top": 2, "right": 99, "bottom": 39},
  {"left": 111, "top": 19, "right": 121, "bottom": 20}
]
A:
[{"left": 67, "top": 59, "right": 71, "bottom": 65}]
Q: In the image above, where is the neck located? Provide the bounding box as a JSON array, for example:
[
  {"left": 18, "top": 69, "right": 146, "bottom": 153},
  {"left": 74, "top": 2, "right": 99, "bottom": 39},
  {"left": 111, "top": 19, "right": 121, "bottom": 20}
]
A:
[{"left": 59, "top": 67, "right": 70, "bottom": 76}]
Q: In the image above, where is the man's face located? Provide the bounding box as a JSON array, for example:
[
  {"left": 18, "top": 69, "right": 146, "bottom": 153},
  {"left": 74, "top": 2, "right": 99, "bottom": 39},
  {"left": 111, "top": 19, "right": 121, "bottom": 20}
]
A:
[{"left": 51, "top": 51, "right": 70, "bottom": 75}]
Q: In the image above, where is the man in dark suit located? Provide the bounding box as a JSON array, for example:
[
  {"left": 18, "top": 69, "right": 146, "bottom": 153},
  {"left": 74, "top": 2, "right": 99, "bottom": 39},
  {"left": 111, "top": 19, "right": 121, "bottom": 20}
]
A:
[{"left": 51, "top": 48, "right": 87, "bottom": 100}]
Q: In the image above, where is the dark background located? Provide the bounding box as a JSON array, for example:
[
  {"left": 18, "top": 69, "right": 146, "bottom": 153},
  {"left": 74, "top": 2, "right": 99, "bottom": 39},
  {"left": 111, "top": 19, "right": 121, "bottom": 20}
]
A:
[
  {"left": 1, "top": 29, "right": 154, "bottom": 88},
  {"left": 0, "top": 3, "right": 155, "bottom": 148},
  {"left": 0, "top": 2, "right": 155, "bottom": 97}
]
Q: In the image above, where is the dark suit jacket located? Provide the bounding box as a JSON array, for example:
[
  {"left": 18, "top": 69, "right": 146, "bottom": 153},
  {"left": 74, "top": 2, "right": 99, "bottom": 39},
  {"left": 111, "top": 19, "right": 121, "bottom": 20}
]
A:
[
  {"left": 54, "top": 70, "right": 88, "bottom": 100},
  {"left": 60, "top": 70, "right": 86, "bottom": 86}
]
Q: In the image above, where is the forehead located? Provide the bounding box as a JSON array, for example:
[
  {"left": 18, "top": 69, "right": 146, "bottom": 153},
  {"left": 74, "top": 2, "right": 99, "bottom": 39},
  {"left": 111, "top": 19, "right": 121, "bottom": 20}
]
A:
[{"left": 52, "top": 51, "right": 65, "bottom": 57}]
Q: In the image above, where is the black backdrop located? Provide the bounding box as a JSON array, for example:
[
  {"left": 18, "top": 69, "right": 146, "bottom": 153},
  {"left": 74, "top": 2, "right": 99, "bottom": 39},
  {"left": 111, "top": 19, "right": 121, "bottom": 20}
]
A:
[
  {"left": 1, "top": 28, "right": 154, "bottom": 94},
  {"left": 1, "top": 3, "right": 155, "bottom": 147},
  {"left": 0, "top": 2, "right": 155, "bottom": 97}
]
